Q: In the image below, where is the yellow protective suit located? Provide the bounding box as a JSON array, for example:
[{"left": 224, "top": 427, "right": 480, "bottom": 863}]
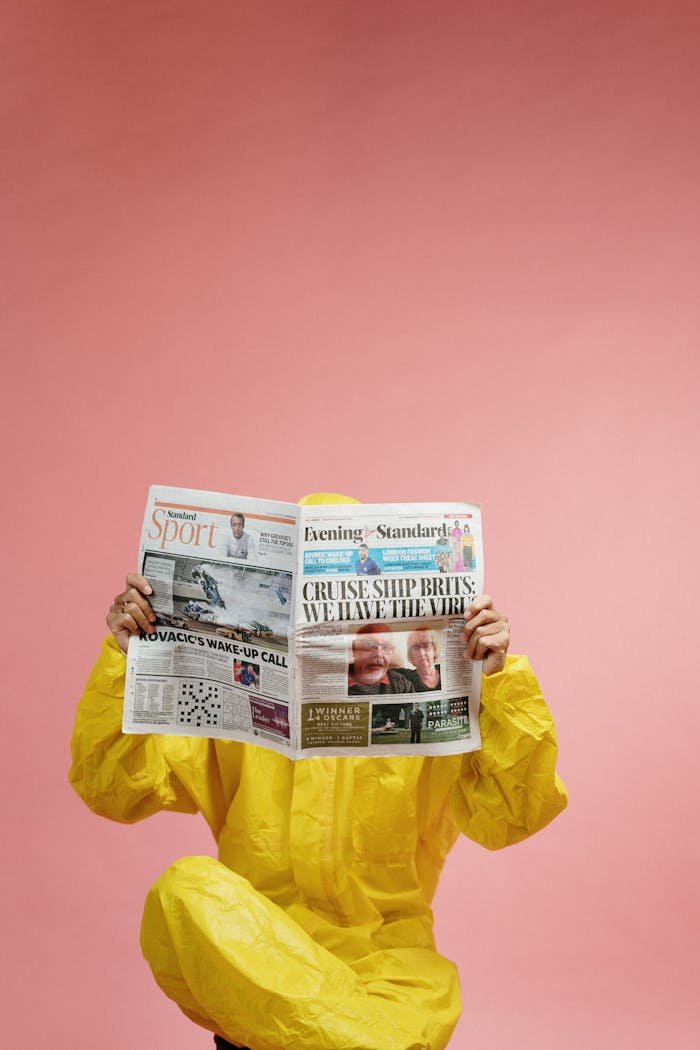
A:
[{"left": 70, "top": 495, "right": 567, "bottom": 1050}]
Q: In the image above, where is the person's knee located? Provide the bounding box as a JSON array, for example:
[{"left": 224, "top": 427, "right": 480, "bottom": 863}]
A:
[
  {"left": 148, "top": 854, "right": 219, "bottom": 904},
  {"left": 141, "top": 855, "right": 220, "bottom": 965}
]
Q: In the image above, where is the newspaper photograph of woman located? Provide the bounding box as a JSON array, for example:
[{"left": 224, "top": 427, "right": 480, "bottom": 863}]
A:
[
  {"left": 401, "top": 628, "right": 442, "bottom": 691},
  {"left": 434, "top": 534, "right": 452, "bottom": 572},
  {"left": 461, "top": 523, "right": 475, "bottom": 571},
  {"left": 142, "top": 551, "right": 292, "bottom": 650}
]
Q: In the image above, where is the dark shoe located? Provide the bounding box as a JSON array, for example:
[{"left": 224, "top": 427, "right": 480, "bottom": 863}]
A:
[{"left": 213, "top": 1036, "right": 252, "bottom": 1050}]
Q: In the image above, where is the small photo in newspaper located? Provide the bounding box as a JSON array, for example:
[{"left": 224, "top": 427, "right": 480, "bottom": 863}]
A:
[
  {"left": 346, "top": 620, "right": 449, "bottom": 697},
  {"left": 370, "top": 696, "right": 473, "bottom": 748},
  {"left": 233, "top": 659, "right": 261, "bottom": 689}
]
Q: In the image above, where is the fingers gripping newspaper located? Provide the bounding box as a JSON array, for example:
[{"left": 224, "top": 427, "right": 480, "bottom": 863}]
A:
[{"left": 123, "top": 487, "right": 485, "bottom": 758}]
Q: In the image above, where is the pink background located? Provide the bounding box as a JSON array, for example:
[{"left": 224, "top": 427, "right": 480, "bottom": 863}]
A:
[{"left": 2, "top": 2, "right": 698, "bottom": 1047}]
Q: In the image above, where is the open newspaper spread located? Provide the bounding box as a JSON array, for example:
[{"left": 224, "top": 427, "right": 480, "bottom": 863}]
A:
[{"left": 123, "top": 486, "right": 485, "bottom": 758}]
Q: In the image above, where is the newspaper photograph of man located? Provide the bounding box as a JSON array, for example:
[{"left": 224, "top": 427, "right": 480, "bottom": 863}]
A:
[
  {"left": 409, "top": 702, "right": 424, "bottom": 743},
  {"left": 225, "top": 511, "right": 257, "bottom": 559},
  {"left": 234, "top": 660, "right": 260, "bottom": 688},
  {"left": 370, "top": 697, "right": 472, "bottom": 747},
  {"left": 354, "top": 542, "right": 382, "bottom": 575},
  {"left": 143, "top": 551, "right": 291, "bottom": 649},
  {"left": 347, "top": 624, "right": 415, "bottom": 696}
]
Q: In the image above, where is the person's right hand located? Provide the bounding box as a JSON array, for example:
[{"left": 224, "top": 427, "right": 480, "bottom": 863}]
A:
[{"left": 107, "top": 573, "right": 157, "bottom": 654}]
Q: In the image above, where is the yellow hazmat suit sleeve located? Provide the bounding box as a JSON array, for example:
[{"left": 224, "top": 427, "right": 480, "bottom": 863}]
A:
[
  {"left": 451, "top": 653, "right": 567, "bottom": 850},
  {"left": 69, "top": 636, "right": 229, "bottom": 831}
]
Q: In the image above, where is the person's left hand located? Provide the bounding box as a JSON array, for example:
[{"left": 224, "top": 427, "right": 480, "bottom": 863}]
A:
[{"left": 463, "top": 595, "right": 510, "bottom": 676}]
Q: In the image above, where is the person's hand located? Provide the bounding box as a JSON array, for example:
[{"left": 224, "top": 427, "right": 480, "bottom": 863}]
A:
[
  {"left": 463, "top": 595, "right": 510, "bottom": 676},
  {"left": 107, "top": 573, "right": 157, "bottom": 654}
]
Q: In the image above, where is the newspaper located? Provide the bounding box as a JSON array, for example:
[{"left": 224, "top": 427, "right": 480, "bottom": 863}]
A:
[{"left": 123, "top": 486, "right": 485, "bottom": 758}]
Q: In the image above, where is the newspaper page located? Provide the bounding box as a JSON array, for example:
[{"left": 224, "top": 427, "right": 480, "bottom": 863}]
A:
[
  {"left": 123, "top": 486, "right": 299, "bottom": 755},
  {"left": 295, "top": 501, "right": 484, "bottom": 757},
  {"left": 123, "top": 489, "right": 485, "bottom": 759}
]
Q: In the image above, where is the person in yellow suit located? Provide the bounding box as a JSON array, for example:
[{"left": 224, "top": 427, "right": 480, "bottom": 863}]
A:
[{"left": 70, "top": 493, "right": 567, "bottom": 1050}]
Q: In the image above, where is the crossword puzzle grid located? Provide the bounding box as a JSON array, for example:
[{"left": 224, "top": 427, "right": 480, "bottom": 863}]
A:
[{"left": 177, "top": 680, "right": 222, "bottom": 727}]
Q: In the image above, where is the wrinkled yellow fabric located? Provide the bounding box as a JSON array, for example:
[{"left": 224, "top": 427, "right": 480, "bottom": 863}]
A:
[{"left": 70, "top": 637, "right": 566, "bottom": 1050}]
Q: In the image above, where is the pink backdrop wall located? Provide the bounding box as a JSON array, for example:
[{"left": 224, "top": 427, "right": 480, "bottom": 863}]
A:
[{"left": 2, "top": 2, "right": 698, "bottom": 1047}]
